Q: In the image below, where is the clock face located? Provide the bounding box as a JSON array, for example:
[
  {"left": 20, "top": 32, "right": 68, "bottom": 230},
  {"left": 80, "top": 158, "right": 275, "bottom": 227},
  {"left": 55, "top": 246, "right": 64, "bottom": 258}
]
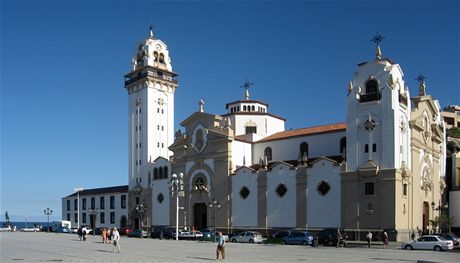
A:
[{"left": 156, "top": 44, "right": 161, "bottom": 51}]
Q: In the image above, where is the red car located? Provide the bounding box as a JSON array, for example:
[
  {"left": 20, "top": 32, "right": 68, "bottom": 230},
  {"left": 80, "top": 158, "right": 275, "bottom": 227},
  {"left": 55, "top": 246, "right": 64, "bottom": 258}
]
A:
[{"left": 120, "top": 227, "right": 133, "bottom": 236}]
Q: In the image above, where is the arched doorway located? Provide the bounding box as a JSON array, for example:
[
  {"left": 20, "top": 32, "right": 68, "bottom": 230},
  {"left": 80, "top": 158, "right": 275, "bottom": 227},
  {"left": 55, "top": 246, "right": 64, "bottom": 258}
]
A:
[
  {"left": 194, "top": 203, "right": 207, "bottom": 230},
  {"left": 422, "top": 202, "right": 429, "bottom": 234},
  {"left": 120, "top": 216, "right": 127, "bottom": 228}
]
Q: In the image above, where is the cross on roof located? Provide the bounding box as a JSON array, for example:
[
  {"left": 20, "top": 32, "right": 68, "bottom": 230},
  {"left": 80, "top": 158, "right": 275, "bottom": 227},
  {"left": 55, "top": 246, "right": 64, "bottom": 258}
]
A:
[
  {"left": 415, "top": 73, "right": 427, "bottom": 84},
  {"left": 370, "top": 33, "right": 385, "bottom": 45},
  {"left": 149, "top": 25, "right": 154, "bottom": 38},
  {"left": 241, "top": 79, "right": 254, "bottom": 100}
]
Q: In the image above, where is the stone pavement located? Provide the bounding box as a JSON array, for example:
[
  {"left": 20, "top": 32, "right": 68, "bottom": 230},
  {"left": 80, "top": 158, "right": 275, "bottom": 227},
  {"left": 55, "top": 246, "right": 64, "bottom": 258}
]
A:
[{"left": 1, "top": 232, "right": 459, "bottom": 262}]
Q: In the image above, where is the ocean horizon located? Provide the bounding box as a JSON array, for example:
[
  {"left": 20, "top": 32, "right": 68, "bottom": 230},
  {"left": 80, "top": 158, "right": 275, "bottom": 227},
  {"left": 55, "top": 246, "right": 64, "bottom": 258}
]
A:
[{"left": 1, "top": 221, "right": 48, "bottom": 228}]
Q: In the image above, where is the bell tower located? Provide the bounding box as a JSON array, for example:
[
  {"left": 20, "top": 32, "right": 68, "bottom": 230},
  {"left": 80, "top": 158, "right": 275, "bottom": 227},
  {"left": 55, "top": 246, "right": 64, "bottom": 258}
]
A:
[{"left": 124, "top": 27, "right": 178, "bottom": 189}]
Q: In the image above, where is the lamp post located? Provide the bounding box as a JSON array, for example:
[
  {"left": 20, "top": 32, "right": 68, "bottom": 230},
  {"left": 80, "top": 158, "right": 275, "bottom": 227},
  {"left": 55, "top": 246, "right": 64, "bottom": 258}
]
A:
[
  {"left": 170, "top": 173, "right": 184, "bottom": 241},
  {"left": 88, "top": 209, "right": 98, "bottom": 236},
  {"left": 43, "top": 208, "right": 53, "bottom": 232},
  {"left": 208, "top": 198, "right": 221, "bottom": 242},
  {"left": 135, "top": 203, "right": 145, "bottom": 238},
  {"left": 431, "top": 201, "right": 448, "bottom": 233},
  {"left": 74, "top": 187, "right": 84, "bottom": 229}
]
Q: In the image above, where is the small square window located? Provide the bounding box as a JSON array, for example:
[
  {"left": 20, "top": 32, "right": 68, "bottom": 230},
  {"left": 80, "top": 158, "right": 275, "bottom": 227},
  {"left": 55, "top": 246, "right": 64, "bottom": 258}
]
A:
[
  {"left": 372, "top": 143, "right": 377, "bottom": 152},
  {"left": 365, "top": 182, "right": 374, "bottom": 195}
]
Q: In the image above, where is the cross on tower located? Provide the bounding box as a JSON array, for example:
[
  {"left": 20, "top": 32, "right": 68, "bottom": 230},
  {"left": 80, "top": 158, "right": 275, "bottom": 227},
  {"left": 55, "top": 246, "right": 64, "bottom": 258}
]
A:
[
  {"left": 149, "top": 25, "right": 154, "bottom": 39},
  {"left": 370, "top": 33, "right": 385, "bottom": 59},
  {"left": 241, "top": 79, "right": 254, "bottom": 100},
  {"left": 415, "top": 73, "right": 427, "bottom": 96}
]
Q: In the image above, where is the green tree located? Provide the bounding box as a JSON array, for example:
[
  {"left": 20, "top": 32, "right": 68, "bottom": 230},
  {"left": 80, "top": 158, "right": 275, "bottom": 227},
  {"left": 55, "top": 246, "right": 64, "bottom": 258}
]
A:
[
  {"left": 440, "top": 214, "right": 456, "bottom": 233},
  {"left": 429, "top": 216, "right": 440, "bottom": 233}
]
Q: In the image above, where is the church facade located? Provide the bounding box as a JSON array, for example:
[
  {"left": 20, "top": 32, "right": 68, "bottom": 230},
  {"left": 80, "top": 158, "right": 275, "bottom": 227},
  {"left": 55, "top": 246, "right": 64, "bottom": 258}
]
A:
[{"left": 62, "top": 30, "right": 447, "bottom": 241}]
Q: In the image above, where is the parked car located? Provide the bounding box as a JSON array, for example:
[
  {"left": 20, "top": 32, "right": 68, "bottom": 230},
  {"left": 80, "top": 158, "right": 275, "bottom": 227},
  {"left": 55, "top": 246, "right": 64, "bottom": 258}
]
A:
[
  {"left": 0, "top": 225, "right": 12, "bottom": 232},
  {"left": 437, "top": 233, "right": 460, "bottom": 246},
  {"left": 70, "top": 228, "right": 79, "bottom": 234},
  {"left": 402, "top": 235, "right": 454, "bottom": 251},
  {"left": 55, "top": 227, "right": 72, "bottom": 233},
  {"left": 272, "top": 230, "right": 292, "bottom": 239},
  {"left": 40, "top": 226, "right": 53, "bottom": 232},
  {"left": 128, "top": 229, "right": 148, "bottom": 238},
  {"left": 316, "top": 228, "right": 347, "bottom": 246},
  {"left": 283, "top": 231, "right": 314, "bottom": 246},
  {"left": 120, "top": 227, "right": 133, "bottom": 236},
  {"left": 178, "top": 230, "right": 204, "bottom": 240},
  {"left": 230, "top": 231, "right": 264, "bottom": 243},
  {"left": 150, "top": 227, "right": 176, "bottom": 239},
  {"left": 20, "top": 226, "right": 40, "bottom": 232}
]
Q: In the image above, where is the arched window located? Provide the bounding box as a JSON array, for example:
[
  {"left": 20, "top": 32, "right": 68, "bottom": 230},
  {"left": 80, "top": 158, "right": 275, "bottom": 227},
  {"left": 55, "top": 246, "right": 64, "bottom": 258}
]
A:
[
  {"left": 264, "top": 147, "right": 272, "bottom": 161},
  {"left": 243, "top": 105, "right": 247, "bottom": 111},
  {"left": 159, "top": 53, "right": 165, "bottom": 64},
  {"left": 299, "top": 142, "right": 309, "bottom": 159},
  {"left": 365, "top": 79, "right": 378, "bottom": 94},
  {"left": 159, "top": 167, "right": 163, "bottom": 179},
  {"left": 340, "top": 137, "right": 346, "bottom": 155},
  {"left": 153, "top": 51, "right": 159, "bottom": 62},
  {"left": 154, "top": 168, "right": 158, "bottom": 180},
  {"left": 163, "top": 166, "right": 168, "bottom": 179},
  {"left": 251, "top": 105, "right": 255, "bottom": 111}
]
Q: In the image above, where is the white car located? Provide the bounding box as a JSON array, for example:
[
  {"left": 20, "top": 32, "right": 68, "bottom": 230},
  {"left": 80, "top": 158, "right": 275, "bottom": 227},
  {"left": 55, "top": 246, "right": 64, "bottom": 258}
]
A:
[
  {"left": 402, "top": 235, "right": 454, "bottom": 251},
  {"left": 20, "top": 226, "right": 40, "bottom": 232},
  {"left": 230, "top": 231, "right": 264, "bottom": 243},
  {"left": 179, "top": 230, "right": 203, "bottom": 240}
]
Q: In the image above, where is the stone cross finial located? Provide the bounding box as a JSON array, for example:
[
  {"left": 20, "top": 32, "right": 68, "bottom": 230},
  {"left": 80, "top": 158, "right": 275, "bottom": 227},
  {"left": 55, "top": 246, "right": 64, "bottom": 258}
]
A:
[
  {"left": 198, "top": 98, "right": 204, "bottom": 112},
  {"left": 370, "top": 33, "right": 385, "bottom": 60},
  {"left": 241, "top": 79, "right": 254, "bottom": 100},
  {"left": 415, "top": 73, "right": 427, "bottom": 96},
  {"left": 149, "top": 25, "right": 154, "bottom": 39}
]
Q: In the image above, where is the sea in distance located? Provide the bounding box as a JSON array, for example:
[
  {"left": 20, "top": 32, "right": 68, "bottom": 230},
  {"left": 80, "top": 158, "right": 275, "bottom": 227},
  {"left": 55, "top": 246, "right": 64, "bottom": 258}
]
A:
[{"left": 1, "top": 221, "right": 48, "bottom": 229}]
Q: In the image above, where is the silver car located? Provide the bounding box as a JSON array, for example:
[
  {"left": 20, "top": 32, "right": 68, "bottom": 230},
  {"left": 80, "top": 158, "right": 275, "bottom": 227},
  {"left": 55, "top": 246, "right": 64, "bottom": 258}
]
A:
[
  {"left": 230, "top": 231, "right": 264, "bottom": 243},
  {"left": 402, "top": 235, "right": 454, "bottom": 251}
]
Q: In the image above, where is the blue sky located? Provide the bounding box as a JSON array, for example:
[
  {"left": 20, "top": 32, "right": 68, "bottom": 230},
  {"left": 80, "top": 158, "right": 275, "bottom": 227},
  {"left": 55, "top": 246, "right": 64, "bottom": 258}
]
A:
[{"left": 1, "top": 0, "right": 459, "bottom": 221}]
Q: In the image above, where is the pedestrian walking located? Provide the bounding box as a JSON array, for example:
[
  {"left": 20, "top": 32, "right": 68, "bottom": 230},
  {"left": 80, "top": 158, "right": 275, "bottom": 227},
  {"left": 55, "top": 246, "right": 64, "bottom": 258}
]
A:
[
  {"left": 216, "top": 232, "right": 226, "bottom": 260},
  {"left": 366, "top": 230, "right": 372, "bottom": 248},
  {"left": 82, "top": 226, "right": 88, "bottom": 241},
  {"left": 112, "top": 227, "right": 121, "bottom": 253},
  {"left": 77, "top": 227, "right": 83, "bottom": 241},
  {"left": 383, "top": 232, "right": 388, "bottom": 249},
  {"left": 336, "top": 229, "right": 342, "bottom": 248},
  {"left": 102, "top": 227, "right": 107, "bottom": 243}
]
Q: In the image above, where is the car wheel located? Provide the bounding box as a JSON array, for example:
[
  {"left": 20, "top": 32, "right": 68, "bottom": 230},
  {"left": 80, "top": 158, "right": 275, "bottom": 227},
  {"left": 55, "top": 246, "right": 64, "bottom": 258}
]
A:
[
  {"left": 249, "top": 239, "right": 254, "bottom": 243},
  {"left": 302, "top": 241, "right": 307, "bottom": 246},
  {"left": 434, "top": 245, "right": 442, "bottom": 251},
  {"left": 405, "top": 244, "right": 413, "bottom": 250},
  {"left": 231, "top": 239, "right": 237, "bottom": 243}
]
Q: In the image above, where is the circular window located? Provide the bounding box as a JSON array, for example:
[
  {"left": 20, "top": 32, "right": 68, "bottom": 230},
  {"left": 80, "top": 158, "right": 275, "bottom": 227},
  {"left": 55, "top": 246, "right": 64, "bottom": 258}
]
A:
[
  {"left": 239, "top": 186, "right": 250, "bottom": 199},
  {"left": 317, "top": 181, "right": 330, "bottom": 196},
  {"left": 275, "top": 184, "right": 287, "bottom": 197},
  {"left": 157, "top": 193, "right": 164, "bottom": 204}
]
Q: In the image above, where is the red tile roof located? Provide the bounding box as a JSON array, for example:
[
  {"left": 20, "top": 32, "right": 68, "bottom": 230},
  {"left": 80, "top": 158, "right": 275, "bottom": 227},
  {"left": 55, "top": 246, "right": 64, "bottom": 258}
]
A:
[{"left": 258, "top": 123, "right": 346, "bottom": 142}]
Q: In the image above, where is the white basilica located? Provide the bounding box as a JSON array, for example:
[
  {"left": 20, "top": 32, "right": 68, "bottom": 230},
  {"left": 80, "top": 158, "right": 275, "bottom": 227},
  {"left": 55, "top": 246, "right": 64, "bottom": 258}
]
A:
[{"left": 62, "top": 30, "right": 447, "bottom": 241}]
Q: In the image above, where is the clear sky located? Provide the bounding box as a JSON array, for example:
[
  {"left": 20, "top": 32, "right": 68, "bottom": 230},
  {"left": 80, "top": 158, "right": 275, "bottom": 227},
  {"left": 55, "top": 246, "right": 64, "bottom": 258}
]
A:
[{"left": 1, "top": 0, "right": 459, "bottom": 221}]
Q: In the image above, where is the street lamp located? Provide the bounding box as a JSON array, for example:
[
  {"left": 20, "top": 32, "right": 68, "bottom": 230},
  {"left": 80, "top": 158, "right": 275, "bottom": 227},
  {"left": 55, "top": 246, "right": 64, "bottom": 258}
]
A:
[
  {"left": 170, "top": 173, "right": 184, "bottom": 241},
  {"left": 74, "top": 187, "right": 84, "bottom": 229},
  {"left": 431, "top": 201, "right": 449, "bottom": 233},
  {"left": 43, "top": 208, "right": 53, "bottom": 232},
  {"left": 208, "top": 198, "right": 221, "bottom": 242},
  {"left": 88, "top": 209, "right": 99, "bottom": 236},
  {"left": 135, "top": 203, "right": 145, "bottom": 238}
]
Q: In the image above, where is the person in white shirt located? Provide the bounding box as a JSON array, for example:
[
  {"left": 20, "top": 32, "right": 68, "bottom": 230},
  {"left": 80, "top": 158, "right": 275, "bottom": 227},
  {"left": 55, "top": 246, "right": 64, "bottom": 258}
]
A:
[
  {"left": 366, "top": 230, "right": 373, "bottom": 248},
  {"left": 112, "top": 227, "right": 121, "bottom": 253}
]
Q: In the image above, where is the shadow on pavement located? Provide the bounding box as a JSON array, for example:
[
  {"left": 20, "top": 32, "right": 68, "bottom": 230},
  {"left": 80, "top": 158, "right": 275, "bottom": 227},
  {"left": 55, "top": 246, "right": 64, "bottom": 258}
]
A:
[{"left": 186, "top": 256, "right": 216, "bottom": 261}]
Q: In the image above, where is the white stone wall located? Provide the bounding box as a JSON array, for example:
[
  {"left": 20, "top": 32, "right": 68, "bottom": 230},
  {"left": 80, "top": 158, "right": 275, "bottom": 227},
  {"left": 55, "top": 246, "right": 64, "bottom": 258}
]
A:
[
  {"left": 231, "top": 168, "right": 258, "bottom": 227},
  {"left": 152, "top": 179, "right": 170, "bottom": 226},
  {"left": 266, "top": 163, "right": 296, "bottom": 228},
  {"left": 306, "top": 159, "right": 341, "bottom": 228},
  {"left": 231, "top": 140, "right": 252, "bottom": 170},
  {"left": 253, "top": 131, "right": 345, "bottom": 163},
  {"left": 233, "top": 114, "right": 284, "bottom": 137},
  {"left": 449, "top": 191, "right": 460, "bottom": 228}
]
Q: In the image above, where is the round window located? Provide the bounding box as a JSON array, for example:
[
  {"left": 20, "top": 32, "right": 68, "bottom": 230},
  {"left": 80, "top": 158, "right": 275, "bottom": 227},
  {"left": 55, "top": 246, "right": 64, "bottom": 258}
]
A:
[
  {"left": 317, "top": 181, "right": 330, "bottom": 196},
  {"left": 275, "top": 184, "right": 287, "bottom": 197},
  {"left": 239, "top": 186, "right": 250, "bottom": 199},
  {"left": 157, "top": 193, "right": 164, "bottom": 204}
]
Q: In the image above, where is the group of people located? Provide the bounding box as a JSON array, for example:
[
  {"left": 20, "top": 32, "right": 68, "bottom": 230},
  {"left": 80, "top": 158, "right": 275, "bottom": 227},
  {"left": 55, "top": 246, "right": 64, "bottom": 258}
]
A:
[
  {"left": 77, "top": 226, "right": 121, "bottom": 253},
  {"left": 366, "top": 230, "right": 389, "bottom": 248}
]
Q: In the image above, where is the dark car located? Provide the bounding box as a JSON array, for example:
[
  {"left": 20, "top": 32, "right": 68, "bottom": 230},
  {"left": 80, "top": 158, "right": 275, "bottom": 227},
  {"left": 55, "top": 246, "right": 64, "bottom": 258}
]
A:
[
  {"left": 272, "top": 230, "right": 292, "bottom": 239},
  {"left": 150, "top": 227, "right": 176, "bottom": 239},
  {"left": 128, "top": 229, "right": 148, "bottom": 238},
  {"left": 316, "top": 228, "right": 347, "bottom": 246},
  {"left": 283, "top": 231, "right": 314, "bottom": 246},
  {"left": 437, "top": 233, "right": 460, "bottom": 246}
]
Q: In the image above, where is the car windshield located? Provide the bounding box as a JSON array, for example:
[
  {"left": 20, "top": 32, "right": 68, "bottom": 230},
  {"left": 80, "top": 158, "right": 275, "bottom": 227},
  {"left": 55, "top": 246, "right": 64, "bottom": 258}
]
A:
[{"left": 437, "top": 236, "right": 446, "bottom": 241}]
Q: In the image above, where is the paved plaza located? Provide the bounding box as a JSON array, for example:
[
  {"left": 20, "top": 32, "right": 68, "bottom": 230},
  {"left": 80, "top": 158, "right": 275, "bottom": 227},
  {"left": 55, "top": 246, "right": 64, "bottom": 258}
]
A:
[{"left": 1, "top": 232, "right": 459, "bottom": 262}]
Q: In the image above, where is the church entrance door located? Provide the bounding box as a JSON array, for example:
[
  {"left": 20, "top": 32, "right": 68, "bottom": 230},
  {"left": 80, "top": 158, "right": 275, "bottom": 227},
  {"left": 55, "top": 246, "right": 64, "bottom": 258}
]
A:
[
  {"left": 194, "top": 203, "right": 207, "bottom": 230},
  {"left": 422, "top": 202, "right": 429, "bottom": 234}
]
